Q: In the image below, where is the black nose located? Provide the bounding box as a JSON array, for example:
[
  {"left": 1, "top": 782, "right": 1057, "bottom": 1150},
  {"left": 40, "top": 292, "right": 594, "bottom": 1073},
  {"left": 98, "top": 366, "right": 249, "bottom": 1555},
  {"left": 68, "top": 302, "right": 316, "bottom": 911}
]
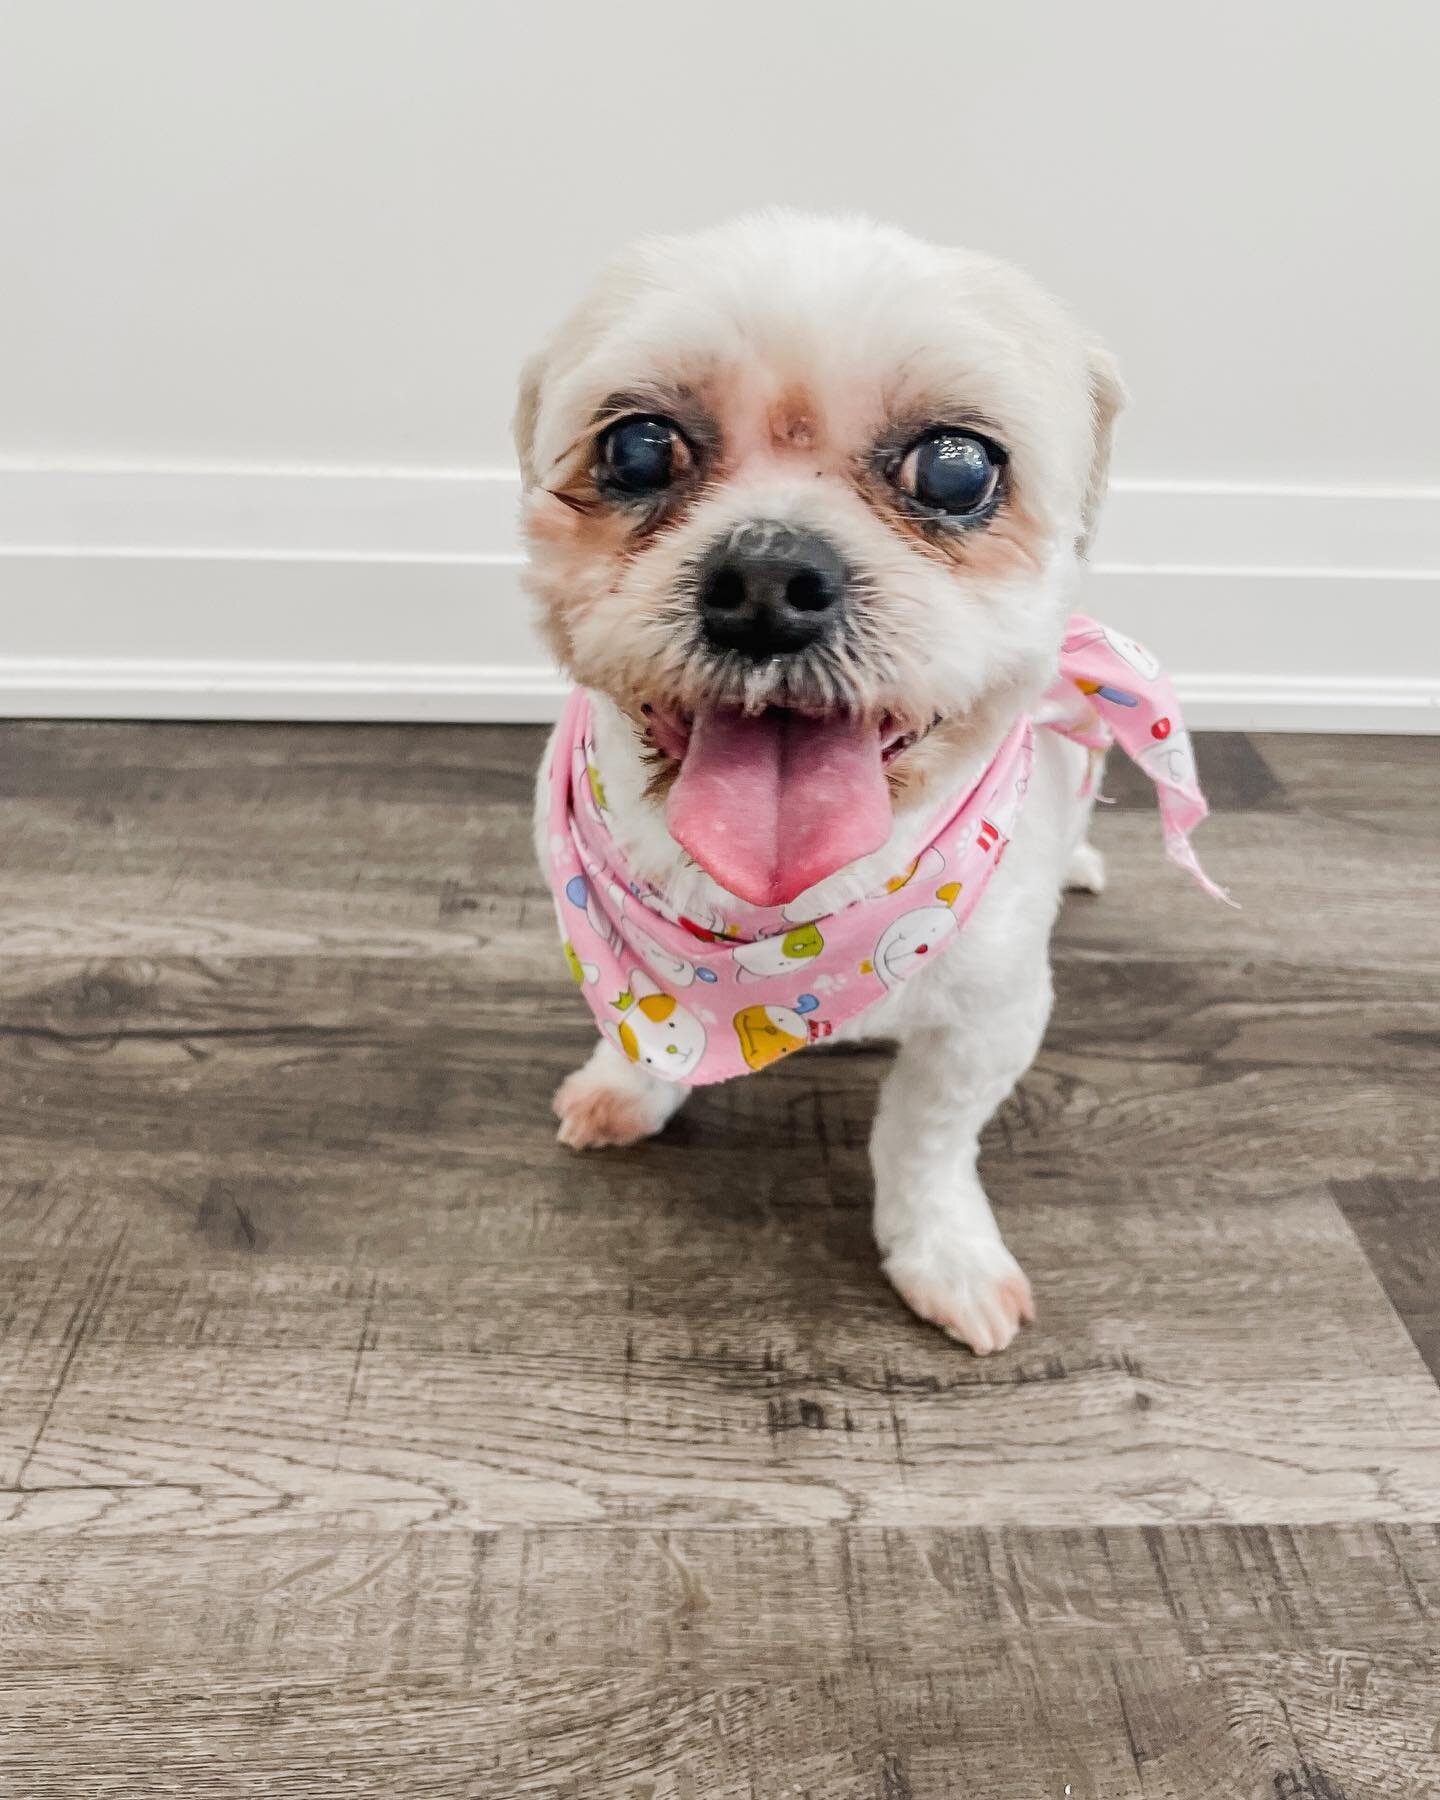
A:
[{"left": 695, "top": 522, "right": 848, "bottom": 658}]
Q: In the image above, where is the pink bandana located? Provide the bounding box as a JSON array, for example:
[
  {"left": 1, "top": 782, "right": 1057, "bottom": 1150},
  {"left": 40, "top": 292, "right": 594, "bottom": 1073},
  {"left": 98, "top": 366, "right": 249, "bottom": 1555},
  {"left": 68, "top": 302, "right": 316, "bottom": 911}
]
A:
[{"left": 547, "top": 614, "right": 1229, "bottom": 1086}]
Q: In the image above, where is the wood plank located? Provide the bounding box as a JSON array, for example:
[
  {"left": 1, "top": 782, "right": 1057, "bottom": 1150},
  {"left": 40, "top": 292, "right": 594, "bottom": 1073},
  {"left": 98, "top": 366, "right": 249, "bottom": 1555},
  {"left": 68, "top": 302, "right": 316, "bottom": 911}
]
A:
[
  {"left": 4, "top": 1182, "right": 1437, "bottom": 1531},
  {"left": 3, "top": 941, "right": 1437, "bottom": 1069},
  {"left": 4, "top": 1515, "right": 1434, "bottom": 1795},
  {"left": 1066, "top": 809, "right": 1440, "bottom": 974},
  {"left": 1331, "top": 1179, "right": 1440, "bottom": 1380},
  {"left": 0, "top": 1658, "right": 1185, "bottom": 1800},
  {"left": 1255, "top": 730, "right": 1440, "bottom": 823},
  {"left": 1, "top": 1652, "right": 1432, "bottom": 1798},
  {"left": 0, "top": 718, "right": 545, "bottom": 799},
  {"left": 4, "top": 1524, "right": 1435, "bottom": 1676},
  {"left": 0, "top": 946, "right": 1435, "bottom": 1189}
]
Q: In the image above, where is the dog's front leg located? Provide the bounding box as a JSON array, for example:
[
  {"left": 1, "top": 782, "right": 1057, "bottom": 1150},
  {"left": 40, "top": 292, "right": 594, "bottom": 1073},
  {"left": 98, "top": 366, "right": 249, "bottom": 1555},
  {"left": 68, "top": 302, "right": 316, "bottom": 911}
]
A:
[
  {"left": 553, "top": 1038, "right": 689, "bottom": 1150},
  {"left": 870, "top": 968, "right": 1051, "bottom": 1354}
]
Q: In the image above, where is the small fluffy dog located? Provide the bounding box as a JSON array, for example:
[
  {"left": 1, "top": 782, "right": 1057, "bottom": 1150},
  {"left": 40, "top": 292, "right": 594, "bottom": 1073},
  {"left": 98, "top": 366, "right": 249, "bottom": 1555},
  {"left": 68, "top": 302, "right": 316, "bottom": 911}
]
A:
[{"left": 517, "top": 211, "right": 1126, "bottom": 1355}]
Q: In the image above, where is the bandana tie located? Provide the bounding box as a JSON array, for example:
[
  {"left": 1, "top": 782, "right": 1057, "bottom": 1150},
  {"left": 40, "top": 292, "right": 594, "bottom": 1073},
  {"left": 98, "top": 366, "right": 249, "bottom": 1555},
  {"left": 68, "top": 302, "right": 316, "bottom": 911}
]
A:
[{"left": 546, "top": 614, "right": 1230, "bottom": 1086}]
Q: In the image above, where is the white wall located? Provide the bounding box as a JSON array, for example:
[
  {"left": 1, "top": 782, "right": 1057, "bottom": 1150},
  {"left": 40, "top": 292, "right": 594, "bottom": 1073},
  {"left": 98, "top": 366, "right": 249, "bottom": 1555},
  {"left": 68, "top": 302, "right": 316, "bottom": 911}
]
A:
[{"left": 2, "top": 0, "right": 1437, "bottom": 726}]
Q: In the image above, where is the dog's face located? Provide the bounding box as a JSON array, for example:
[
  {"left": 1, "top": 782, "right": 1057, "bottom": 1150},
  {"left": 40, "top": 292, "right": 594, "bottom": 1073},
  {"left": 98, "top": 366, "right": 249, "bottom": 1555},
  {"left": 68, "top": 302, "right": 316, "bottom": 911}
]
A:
[{"left": 517, "top": 212, "right": 1123, "bottom": 906}]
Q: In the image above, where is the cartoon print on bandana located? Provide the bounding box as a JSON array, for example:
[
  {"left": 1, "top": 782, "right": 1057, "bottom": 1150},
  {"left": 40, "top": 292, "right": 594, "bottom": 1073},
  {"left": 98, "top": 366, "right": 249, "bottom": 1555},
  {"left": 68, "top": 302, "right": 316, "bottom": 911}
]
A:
[
  {"left": 583, "top": 733, "right": 612, "bottom": 818},
  {"left": 676, "top": 905, "right": 741, "bottom": 943},
  {"left": 629, "top": 918, "right": 720, "bottom": 989},
  {"left": 734, "top": 994, "right": 831, "bottom": 1071},
  {"left": 1101, "top": 625, "right": 1160, "bottom": 681},
  {"left": 563, "top": 940, "right": 599, "bottom": 986},
  {"left": 606, "top": 969, "right": 708, "bottom": 1080},
  {"left": 778, "top": 846, "right": 945, "bottom": 923},
  {"left": 1134, "top": 726, "right": 1200, "bottom": 797},
  {"left": 571, "top": 739, "right": 602, "bottom": 826},
  {"left": 564, "top": 873, "right": 624, "bottom": 956},
  {"left": 548, "top": 612, "right": 1231, "bottom": 1088},
  {"left": 1074, "top": 676, "right": 1138, "bottom": 709},
  {"left": 1063, "top": 620, "right": 1158, "bottom": 708},
  {"left": 732, "top": 923, "right": 825, "bottom": 982},
  {"left": 985, "top": 762, "right": 1031, "bottom": 845},
  {"left": 874, "top": 844, "right": 946, "bottom": 897},
  {"left": 869, "top": 904, "right": 958, "bottom": 988}
]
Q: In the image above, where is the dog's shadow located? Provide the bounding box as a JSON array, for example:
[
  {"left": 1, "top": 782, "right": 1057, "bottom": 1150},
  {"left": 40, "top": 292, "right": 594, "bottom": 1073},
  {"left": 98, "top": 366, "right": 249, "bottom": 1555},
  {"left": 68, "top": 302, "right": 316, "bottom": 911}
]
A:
[{"left": 617, "top": 1041, "right": 895, "bottom": 1293}]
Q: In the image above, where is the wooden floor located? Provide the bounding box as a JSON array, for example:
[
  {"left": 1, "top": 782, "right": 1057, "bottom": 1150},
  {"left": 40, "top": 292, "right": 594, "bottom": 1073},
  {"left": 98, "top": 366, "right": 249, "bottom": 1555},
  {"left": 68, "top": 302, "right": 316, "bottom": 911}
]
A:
[{"left": 1, "top": 722, "right": 1437, "bottom": 1798}]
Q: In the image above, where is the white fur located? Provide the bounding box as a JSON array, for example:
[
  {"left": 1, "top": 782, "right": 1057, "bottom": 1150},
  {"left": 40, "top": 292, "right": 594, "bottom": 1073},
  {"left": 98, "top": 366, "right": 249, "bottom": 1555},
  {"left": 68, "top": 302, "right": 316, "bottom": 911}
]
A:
[{"left": 519, "top": 212, "right": 1122, "bottom": 1354}]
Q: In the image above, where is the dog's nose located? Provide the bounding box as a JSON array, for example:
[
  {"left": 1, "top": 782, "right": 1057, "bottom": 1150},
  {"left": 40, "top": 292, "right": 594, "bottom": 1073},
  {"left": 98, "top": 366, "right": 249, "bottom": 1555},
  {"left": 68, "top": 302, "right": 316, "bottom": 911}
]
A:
[{"left": 695, "top": 522, "right": 848, "bottom": 658}]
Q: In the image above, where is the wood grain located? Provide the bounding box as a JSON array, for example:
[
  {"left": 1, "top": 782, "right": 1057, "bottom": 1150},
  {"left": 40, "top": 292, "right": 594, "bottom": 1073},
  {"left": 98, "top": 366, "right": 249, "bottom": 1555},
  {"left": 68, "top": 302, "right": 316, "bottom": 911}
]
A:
[
  {"left": 6, "top": 1523, "right": 1436, "bottom": 1675},
  {"left": 1, "top": 721, "right": 1437, "bottom": 1797}
]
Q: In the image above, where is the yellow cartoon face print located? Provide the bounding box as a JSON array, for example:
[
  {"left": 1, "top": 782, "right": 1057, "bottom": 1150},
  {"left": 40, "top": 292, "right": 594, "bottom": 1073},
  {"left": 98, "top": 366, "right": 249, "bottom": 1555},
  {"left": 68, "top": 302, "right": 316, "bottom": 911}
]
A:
[{"left": 732, "top": 996, "right": 826, "bottom": 1071}]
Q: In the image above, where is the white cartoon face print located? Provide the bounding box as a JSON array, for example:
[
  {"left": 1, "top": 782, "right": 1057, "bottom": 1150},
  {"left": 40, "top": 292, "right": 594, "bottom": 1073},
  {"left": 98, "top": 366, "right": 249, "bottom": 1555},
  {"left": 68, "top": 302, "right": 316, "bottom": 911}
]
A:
[
  {"left": 1134, "top": 727, "right": 1199, "bottom": 795},
  {"left": 869, "top": 905, "right": 958, "bottom": 988},
  {"left": 628, "top": 920, "right": 722, "bottom": 989},
  {"left": 1101, "top": 627, "right": 1160, "bottom": 682},
  {"left": 732, "top": 923, "right": 825, "bottom": 982},
  {"left": 606, "top": 969, "right": 707, "bottom": 1081}
]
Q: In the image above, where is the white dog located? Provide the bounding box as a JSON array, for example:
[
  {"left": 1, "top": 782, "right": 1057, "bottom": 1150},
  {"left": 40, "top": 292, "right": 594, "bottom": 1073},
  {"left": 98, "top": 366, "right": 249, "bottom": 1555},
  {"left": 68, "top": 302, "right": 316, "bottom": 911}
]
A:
[{"left": 517, "top": 211, "right": 1126, "bottom": 1354}]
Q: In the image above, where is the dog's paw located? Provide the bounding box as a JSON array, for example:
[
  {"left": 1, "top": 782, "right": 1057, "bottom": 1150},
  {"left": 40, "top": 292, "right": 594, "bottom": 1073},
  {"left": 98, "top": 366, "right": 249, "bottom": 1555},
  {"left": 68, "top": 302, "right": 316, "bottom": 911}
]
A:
[
  {"left": 553, "top": 1066, "right": 672, "bottom": 1151},
  {"left": 883, "top": 1233, "right": 1035, "bottom": 1355},
  {"left": 1064, "top": 839, "right": 1107, "bottom": 895}
]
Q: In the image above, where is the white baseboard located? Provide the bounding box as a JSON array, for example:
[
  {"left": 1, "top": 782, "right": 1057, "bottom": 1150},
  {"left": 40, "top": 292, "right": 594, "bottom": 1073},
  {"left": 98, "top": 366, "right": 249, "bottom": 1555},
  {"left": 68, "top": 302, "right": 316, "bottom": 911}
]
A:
[
  {"left": 0, "top": 655, "right": 570, "bottom": 723},
  {"left": 2, "top": 464, "right": 1437, "bottom": 731},
  {"left": 1163, "top": 674, "right": 1439, "bottom": 733},
  {"left": 1, "top": 659, "right": 1434, "bottom": 733}
]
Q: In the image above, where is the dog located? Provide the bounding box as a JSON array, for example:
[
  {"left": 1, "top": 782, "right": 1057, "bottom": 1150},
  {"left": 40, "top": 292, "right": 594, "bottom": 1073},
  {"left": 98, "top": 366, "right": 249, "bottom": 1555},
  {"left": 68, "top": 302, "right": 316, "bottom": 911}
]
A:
[{"left": 516, "top": 210, "right": 1128, "bottom": 1355}]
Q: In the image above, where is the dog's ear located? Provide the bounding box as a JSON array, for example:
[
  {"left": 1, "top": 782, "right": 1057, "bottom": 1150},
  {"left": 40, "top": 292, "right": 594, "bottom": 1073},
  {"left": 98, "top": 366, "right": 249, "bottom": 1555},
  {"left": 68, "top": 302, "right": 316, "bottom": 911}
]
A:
[
  {"left": 512, "top": 350, "right": 548, "bottom": 490},
  {"left": 1077, "top": 346, "right": 1127, "bottom": 557}
]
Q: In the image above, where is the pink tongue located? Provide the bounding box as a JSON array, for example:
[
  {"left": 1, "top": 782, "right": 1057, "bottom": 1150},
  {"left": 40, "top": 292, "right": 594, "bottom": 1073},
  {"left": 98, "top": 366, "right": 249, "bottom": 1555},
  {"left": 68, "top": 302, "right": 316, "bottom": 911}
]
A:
[{"left": 667, "top": 709, "right": 892, "bottom": 907}]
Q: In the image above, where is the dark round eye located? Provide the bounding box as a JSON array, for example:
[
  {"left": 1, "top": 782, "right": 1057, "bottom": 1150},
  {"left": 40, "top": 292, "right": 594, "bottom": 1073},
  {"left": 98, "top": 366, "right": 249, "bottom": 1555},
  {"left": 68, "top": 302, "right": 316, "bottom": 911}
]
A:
[
  {"left": 895, "top": 431, "right": 1003, "bottom": 516},
  {"left": 598, "top": 415, "right": 692, "bottom": 496}
]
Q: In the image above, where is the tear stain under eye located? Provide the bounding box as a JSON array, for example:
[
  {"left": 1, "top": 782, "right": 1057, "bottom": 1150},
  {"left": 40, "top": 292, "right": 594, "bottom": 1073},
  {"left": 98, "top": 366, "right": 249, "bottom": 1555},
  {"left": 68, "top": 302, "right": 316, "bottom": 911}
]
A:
[
  {"left": 956, "top": 500, "right": 1048, "bottom": 578},
  {"left": 854, "top": 472, "right": 1045, "bottom": 578}
]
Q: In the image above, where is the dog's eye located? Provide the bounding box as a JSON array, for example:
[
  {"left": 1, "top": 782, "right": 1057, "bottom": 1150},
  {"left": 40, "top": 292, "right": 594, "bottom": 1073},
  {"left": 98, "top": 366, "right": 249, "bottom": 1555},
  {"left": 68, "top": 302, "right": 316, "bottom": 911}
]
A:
[
  {"left": 894, "top": 432, "right": 1003, "bottom": 516},
  {"left": 598, "top": 415, "right": 692, "bottom": 496}
]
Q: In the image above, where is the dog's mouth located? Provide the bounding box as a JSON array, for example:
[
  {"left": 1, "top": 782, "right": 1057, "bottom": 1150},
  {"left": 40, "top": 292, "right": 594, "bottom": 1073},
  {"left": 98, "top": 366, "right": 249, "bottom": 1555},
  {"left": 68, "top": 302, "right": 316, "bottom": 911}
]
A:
[{"left": 640, "top": 703, "right": 927, "bottom": 907}]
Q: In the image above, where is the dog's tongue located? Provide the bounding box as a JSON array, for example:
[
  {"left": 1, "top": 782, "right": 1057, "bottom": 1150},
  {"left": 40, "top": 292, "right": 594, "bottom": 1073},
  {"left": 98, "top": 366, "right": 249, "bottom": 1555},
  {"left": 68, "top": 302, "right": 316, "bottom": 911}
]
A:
[{"left": 666, "top": 708, "right": 891, "bottom": 907}]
